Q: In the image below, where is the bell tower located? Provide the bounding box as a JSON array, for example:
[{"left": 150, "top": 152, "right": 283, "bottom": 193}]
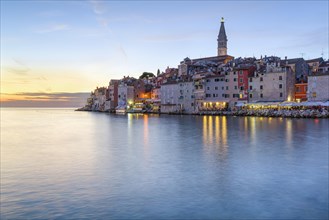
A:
[{"left": 217, "top": 17, "right": 228, "bottom": 56}]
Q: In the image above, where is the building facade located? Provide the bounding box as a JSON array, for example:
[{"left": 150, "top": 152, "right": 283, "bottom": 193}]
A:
[
  {"left": 249, "top": 65, "right": 295, "bottom": 102},
  {"left": 307, "top": 74, "right": 329, "bottom": 101}
]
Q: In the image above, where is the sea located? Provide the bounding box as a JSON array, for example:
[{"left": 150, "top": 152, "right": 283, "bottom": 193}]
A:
[{"left": 1, "top": 108, "right": 328, "bottom": 219}]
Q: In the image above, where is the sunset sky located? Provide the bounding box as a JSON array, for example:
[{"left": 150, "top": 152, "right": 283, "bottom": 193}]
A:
[{"left": 1, "top": 0, "right": 328, "bottom": 107}]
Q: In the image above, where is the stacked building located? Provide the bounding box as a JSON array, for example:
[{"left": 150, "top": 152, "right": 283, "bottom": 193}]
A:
[{"left": 82, "top": 18, "right": 329, "bottom": 114}]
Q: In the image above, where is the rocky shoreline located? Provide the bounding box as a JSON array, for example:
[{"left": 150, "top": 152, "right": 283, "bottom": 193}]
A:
[{"left": 76, "top": 107, "right": 329, "bottom": 118}]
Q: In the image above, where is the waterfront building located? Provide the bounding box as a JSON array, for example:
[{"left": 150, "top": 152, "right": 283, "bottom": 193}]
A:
[
  {"left": 307, "top": 73, "right": 329, "bottom": 101},
  {"left": 160, "top": 81, "right": 181, "bottom": 113},
  {"left": 306, "top": 57, "right": 324, "bottom": 74},
  {"left": 248, "top": 63, "right": 295, "bottom": 102},
  {"left": 318, "top": 60, "right": 329, "bottom": 73},
  {"left": 281, "top": 57, "right": 309, "bottom": 83},
  {"left": 295, "top": 83, "right": 308, "bottom": 102},
  {"left": 203, "top": 75, "right": 228, "bottom": 110},
  {"left": 107, "top": 79, "right": 119, "bottom": 110},
  {"left": 91, "top": 87, "right": 107, "bottom": 111},
  {"left": 236, "top": 65, "right": 256, "bottom": 103},
  {"left": 178, "top": 81, "right": 195, "bottom": 113},
  {"left": 118, "top": 84, "right": 134, "bottom": 108},
  {"left": 151, "top": 87, "right": 161, "bottom": 100}
]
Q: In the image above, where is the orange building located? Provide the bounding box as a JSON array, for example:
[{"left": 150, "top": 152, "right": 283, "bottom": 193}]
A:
[{"left": 295, "top": 83, "right": 307, "bottom": 102}]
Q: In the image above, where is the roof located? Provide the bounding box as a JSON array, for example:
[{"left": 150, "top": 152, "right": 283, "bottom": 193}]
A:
[
  {"left": 218, "top": 20, "right": 227, "bottom": 41},
  {"left": 191, "top": 55, "right": 234, "bottom": 63},
  {"left": 306, "top": 57, "right": 324, "bottom": 63},
  {"left": 281, "top": 58, "right": 304, "bottom": 64},
  {"left": 319, "top": 61, "right": 329, "bottom": 67}
]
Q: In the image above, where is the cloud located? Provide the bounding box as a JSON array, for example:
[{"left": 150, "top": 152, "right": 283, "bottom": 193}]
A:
[
  {"left": 4, "top": 58, "right": 30, "bottom": 75},
  {"left": 6, "top": 67, "right": 30, "bottom": 75},
  {"left": 36, "top": 24, "right": 70, "bottom": 34},
  {"left": 90, "top": 0, "right": 107, "bottom": 15},
  {"left": 119, "top": 45, "right": 127, "bottom": 60},
  {"left": 1, "top": 92, "right": 90, "bottom": 107}
]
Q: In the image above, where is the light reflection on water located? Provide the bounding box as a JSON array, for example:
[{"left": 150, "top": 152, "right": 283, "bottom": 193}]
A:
[{"left": 1, "top": 108, "right": 328, "bottom": 219}]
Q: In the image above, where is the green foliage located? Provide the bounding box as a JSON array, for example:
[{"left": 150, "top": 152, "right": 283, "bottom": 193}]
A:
[
  {"left": 157, "top": 69, "right": 160, "bottom": 76},
  {"left": 139, "top": 72, "right": 155, "bottom": 79}
]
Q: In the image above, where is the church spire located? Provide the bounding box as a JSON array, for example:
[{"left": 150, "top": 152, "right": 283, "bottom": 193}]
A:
[{"left": 217, "top": 17, "right": 228, "bottom": 56}]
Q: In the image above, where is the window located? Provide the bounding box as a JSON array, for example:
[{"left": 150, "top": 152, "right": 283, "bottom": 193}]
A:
[
  {"left": 260, "top": 93, "right": 263, "bottom": 98},
  {"left": 234, "top": 86, "right": 238, "bottom": 90},
  {"left": 280, "top": 92, "right": 283, "bottom": 97},
  {"left": 279, "top": 84, "right": 282, "bottom": 89},
  {"left": 215, "top": 86, "right": 218, "bottom": 90},
  {"left": 221, "top": 78, "right": 224, "bottom": 81},
  {"left": 206, "top": 94, "right": 211, "bottom": 98},
  {"left": 260, "top": 77, "right": 263, "bottom": 81},
  {"left": 260, "top": 85, "right": 263, "bottom": 90},
  {"left": 222, "top": 87, "right": 224, "bottom": 90},
  {"left": 249, "top": 94, "right": 253, "bottom": 98},
  {"left": 226, "top": 86, "right": 229, "bottom": 90},
  {"left": 207, "top": 87, "right": 210, "bottom": 90},
  {"left": 240, "top": 86, "right": 244, "bottom": 91},
  {"left": 234, "top": 78, "right": 237, "bottom": 82},
  {"left": 279, "top": 76, "right": 282, "bottom": 80},
  {"left": 296, "top": 87, "right": 300, "bottom": 92},
  {"left": 249, "top": 78, "right": 253, "bottom": 82},
  {"left": 249, "top": 86, "right": 253, "bottom": 90},
  {"left": 191, "top": 103, "right": 194, "bottom": 106},
  {"left": 215, "top": 78, "right": 220, "bottom": 82},
  {"left": 240, "top": 78, "right": 243, "bottom": 83},
  {"left": 225, "top": 79, "right": 229, "bottom": 82},
  {"left": 233, "top": 94, "right": 239, "bottom": 98},
  {"left": 239, "top": 70, "right": 243, "bottom": 75},
  {"left": 206, "top": 79, "right": 210, "bottom": 82}
]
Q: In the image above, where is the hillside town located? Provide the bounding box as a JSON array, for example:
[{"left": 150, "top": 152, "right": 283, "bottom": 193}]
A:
[{"left": 79, "top": 18, "right": 329, "bottom": 118}]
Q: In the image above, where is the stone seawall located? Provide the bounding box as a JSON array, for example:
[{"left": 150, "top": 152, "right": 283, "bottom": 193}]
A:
[{"left": 76, "top": 107, "right": 329, "bottom": 118}]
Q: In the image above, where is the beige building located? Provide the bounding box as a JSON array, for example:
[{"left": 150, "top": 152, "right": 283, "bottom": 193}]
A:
[
  {"left": 249, "top": 65, "right": 295, "bottom": 102},
  {"left": 307, "top": 74, "right": 329, "bottom": 101},
  {"left": 118, "top": 84, "right": 134, "bottom": 107}
]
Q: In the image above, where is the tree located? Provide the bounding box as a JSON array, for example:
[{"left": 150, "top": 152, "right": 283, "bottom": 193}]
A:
[
  {"left": 139, "top": 72, "right": 155, "bottom": 79},
  {"left": 157, "top": 69, "right": 160, "bottom": 76}
]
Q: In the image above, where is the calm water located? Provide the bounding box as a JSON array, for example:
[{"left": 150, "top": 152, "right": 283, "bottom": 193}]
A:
[{"left": 1, "top": 108, "right": 328, "bottom": 219}]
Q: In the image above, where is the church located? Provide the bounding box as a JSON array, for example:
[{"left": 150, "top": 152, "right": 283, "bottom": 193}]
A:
[{"left": 190, "top": 17, "right": 234, "bottom": 64}]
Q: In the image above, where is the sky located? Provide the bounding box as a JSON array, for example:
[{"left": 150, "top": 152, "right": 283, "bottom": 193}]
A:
[{"left": 1, "top": 0, "right": 328, "bottom": 107}]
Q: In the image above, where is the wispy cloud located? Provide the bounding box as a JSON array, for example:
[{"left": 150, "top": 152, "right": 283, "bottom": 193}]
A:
[
  {"left": 36, "top": 24, "right": 70, "bottom": 34},
  {"left": 4, "top": 58, "right": 30, "bottom": 75},
  {"left": 90, "top": 0, "right": 107, "bottom": 15},
  {"left": 1, "top": 92, "right": 90, "bottom": 107}
]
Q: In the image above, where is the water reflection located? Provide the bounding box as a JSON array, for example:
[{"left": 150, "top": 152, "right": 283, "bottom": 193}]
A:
[
  {"left": 143, "top": 114, "right": 149, "bottom": 146},
  {"left": 286, "top": 119, "right": 293, "bottom": 147},
  {"left": 202, "top": 116, "right": 228, "bottom": 158},
  {"left": 1, "top": 109, "right": 328, "bottom": 219}
]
